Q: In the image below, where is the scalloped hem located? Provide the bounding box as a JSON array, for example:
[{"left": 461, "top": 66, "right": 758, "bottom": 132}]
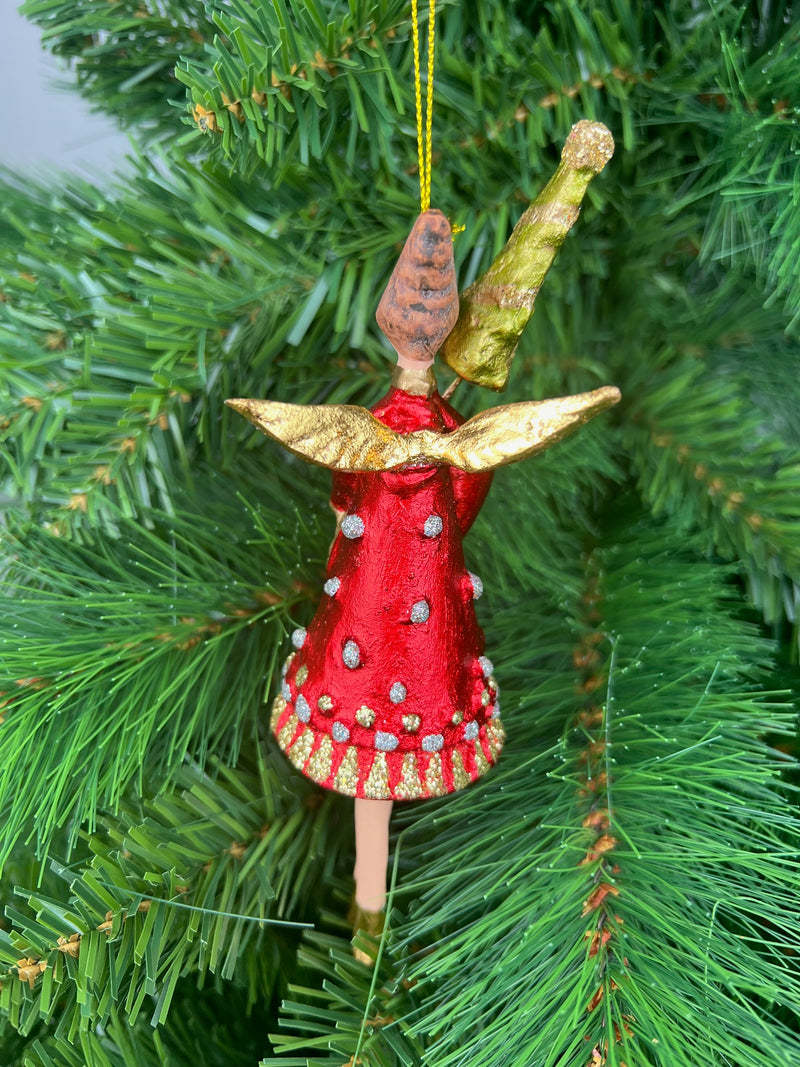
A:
[{"left": 271, "top": 696, "right": 505, "bottom": 800}]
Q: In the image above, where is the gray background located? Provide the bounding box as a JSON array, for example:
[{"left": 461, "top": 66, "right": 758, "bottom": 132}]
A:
[{"left": 0, "top": 5, "right": 130, "bottom": 178}]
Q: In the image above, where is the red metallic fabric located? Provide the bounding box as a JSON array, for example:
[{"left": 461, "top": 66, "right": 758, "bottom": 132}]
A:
[{"left": 271, "top": 385, "right": 506, "bottom": 800}]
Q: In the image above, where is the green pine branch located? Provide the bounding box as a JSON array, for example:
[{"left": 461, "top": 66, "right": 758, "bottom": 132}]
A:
[
  {"left": 3, "top": 2, "right": 800, "bottom": 1064},
  {"left": 0, "top": 759, "right": 350, "bottom": 1063},
  {"left": 263, "top": 516, "right": 799, "bottom": 1067},
  {"left": 0, "top": 160, "right": 323, "bottom": 524},
  {"left": 0, "top": 487, "right": 323, "bottom": 871},
  {"left": 19, "top": 0, "right": 213, "bottom": 137},
  {"left": 616, "top": 303, "right": 800, "bottom": 625},
  {"left": 9, "top": 976, "right": 276, "bottom": 1067},
  {"left": 258, "top": 516, "right": 800, "bottom": 1067},
  {"left": 391, "top": 519, "right": 798, "bottom": 1067},
  {"left": 672, "top": 23, "right": 800, "bottom": 333}
]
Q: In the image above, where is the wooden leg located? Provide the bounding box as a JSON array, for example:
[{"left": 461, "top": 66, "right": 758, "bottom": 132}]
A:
[{"left": 353, "top": 798, "right": 393, "bottom": 911}]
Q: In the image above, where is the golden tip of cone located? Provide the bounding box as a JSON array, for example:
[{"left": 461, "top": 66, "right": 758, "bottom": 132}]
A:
[{"left": 562, "top": 121, "right": 614, "bottom": 173}]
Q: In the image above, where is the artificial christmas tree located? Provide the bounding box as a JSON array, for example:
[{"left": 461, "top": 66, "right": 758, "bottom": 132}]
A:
[{"left": 2, "top": 2, "right": 800, "bottom": 1066}]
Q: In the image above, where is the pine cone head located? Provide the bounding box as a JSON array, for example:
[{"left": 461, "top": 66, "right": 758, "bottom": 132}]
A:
[{"left": 376, "top": 209, "right": 459, "bottom": 366}]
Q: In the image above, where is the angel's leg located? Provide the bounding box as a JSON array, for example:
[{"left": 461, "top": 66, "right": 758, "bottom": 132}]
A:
[{"left": 353, "top": 798, "right": 393, "bottom": 910}]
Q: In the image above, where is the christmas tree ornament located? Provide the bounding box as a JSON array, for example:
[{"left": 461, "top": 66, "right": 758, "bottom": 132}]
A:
[
  {"left": 226, "top": 1, "right": 620, "bottom": 953},
  {"left": 226, "top": 208, "right": 619, "bottom": 914}
]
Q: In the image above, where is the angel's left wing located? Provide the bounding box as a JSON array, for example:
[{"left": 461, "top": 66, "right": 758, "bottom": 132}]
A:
[{"left": 434, "top": 386, "right": 621, "bottom": 472}]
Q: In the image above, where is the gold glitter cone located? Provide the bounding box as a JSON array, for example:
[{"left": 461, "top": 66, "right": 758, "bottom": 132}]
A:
[{"left": 439, "top": 120, "right": 614, "bottom": 390}]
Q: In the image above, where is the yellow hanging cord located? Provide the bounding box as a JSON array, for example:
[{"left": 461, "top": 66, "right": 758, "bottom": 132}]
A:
[{"left": 411, "top": 0, "right": 436, "bottom": 212}]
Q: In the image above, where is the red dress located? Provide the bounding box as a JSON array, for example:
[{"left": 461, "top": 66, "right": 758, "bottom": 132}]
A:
[{"left": 269, "top": 384, "right": 506, "bottom": 800}]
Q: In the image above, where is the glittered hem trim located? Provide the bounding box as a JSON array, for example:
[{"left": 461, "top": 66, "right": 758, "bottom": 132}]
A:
[{"left": 272, "top": 707, "right": 505, "bottom": 801}]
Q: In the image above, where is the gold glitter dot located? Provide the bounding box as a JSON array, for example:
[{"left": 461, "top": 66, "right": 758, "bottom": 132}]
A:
[
  {"left": 318, "top": 694, "right": 333, "bottom": 713},
  {"left": 306, "top": 735, "right": 333, "bottom": 784},
  {"left": 296, "top": 664, "right": 308, "bottom": 686},
  {"left": 364, "top": 753, "right": 391, "bottom": 799},
  {"left": 487, "top": 719, "right": 505, "bottom": 761},
  {"left": 277, "top": 711, "right": 300, "bottom": 751},
  {"left": 402, "top": 713, "right": 421, "bottom": 733},
  {"left": 283, "top": 652, "right": 296, "bottom": 673},
  {"left": 451, "top": 709, "right": 464, "bottom": 725},
  {"left": 424, "top": 753, "right": 446, "bottom": 796},
  {"left": 333, "top": 746, "right": 359, "bottom": 796},
  {"left": 474, "top": 739, "right": 490, "bottom": 777},
  {"left": 395, "top": 753, "right": 424, "bottom": 799},
  {"left": 270, "top": 695, "right": 287, "bottom": 732},
  {"left": 287, "top": 727, "right": 313, "bottom": 771},
  {"left": 481, "top": 690, "right": 491, "bottom": 707},
  {"left": 488, "top": 677, "right": 498, "bottom": 691},
  {"left": 451, "top": 750, "right": 471, "bottom": 791},
  {"left": 356, "top": 705, "right": 376, "bottom": 728}
]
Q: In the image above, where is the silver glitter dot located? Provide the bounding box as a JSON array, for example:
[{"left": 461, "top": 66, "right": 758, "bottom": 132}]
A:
[
  {"left": 479, "top": 655, "right": 494, "bottom": 678},
  {"left": 291, "top": 627, "right": 307, "bottom": 648},
  {"left": 491, "top": 706, "right": 501, "bottom": 720},
  {"left": 281, "top": 680, "right": 291, "bottom": 701},
  {"left": 296, "top": 695, "right": 311, "bottom": 722},
  {"left": 468, "top": 572, "right": 484, "bottom": 599},
  {"left": 375, "top": 731, "right": 399, "bottom": 752},
  {"left": 424, "top": 514, "right": 443, "bottom": 537},
  {"left": 324, "top": 576, "right": 341, "bottom": 596},
  {"left": 410, "top": 599, "right": 430, "bottom": 623},
  {"left": 389, "top": 682, "right": 407, "bottom": 704},
  {"left": 421, "top": 734, "right": 444, "bottom": 753},
  {"left": 332, "top": 721, "right": 349, "bottom": 743},
  {"left": 343, "top": 640, "right": 361, "bottom": 669},
  {"left": 464, "top": 721, "right": 479, "bottom": 741},
  {"left": 341, "top": 514, "right": 365, "bottom": 539}
]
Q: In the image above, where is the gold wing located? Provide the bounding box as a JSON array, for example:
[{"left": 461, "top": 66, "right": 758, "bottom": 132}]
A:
[
  {"left": 435, "top": 386, "right": 621, "bottom": 472},
  {"left": 225, "top": 398, "right": 413, "bottom": 470},
  {"left": 226, "top": 385, "right": 620, "bottom": 473}
]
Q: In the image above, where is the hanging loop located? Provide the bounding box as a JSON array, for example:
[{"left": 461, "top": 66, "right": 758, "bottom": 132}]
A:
[{"left": 411, "top": 0, "right": 436, "bottom": 212}]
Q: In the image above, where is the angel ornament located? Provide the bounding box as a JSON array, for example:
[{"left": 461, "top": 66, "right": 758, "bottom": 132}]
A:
[{"left": 228, "top": 121, "right": 621, "bottom": 952}]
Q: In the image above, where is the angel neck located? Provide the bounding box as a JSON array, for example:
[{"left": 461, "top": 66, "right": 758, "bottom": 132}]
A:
[{"left": 390, "top": 364, "right": 437, "bottom": 398}]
